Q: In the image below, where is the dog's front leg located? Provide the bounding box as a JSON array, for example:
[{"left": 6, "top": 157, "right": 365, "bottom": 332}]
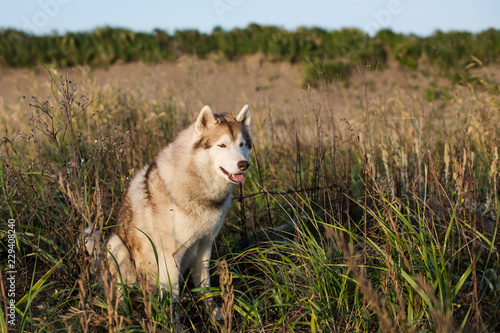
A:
[
  {"left": 158, "top": 255, "right": 181, "bottom": 304},
  {"left": 157, "top": 254, "right": 185, "bottom": 330},
  {"left": 191, "top": 238, "right": 222, "bottom": 320}
]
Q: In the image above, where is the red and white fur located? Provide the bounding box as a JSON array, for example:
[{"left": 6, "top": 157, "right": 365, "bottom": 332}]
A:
[{"left": 88, "top": 105, "right": 252, "bottom": 320}]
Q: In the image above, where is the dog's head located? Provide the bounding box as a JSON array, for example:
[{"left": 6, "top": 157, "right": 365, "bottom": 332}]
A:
[{"left": 193, "top": 105, "right": 252, "bottom": 183}]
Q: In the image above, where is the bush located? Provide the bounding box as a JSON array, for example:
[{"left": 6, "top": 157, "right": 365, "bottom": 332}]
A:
[
  {"left": 303, "top": 61, "right": 351, "bottom": 87},
  {"left": 3, "top": 26, "right": 498, "bottom": 72}
]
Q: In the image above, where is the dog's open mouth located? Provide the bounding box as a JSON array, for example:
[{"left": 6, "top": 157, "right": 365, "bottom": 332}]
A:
[{"left": 220, "top": 167, "right": 245, "bottom": 183}]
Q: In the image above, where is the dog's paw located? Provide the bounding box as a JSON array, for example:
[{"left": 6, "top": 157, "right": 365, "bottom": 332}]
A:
[
  {"left": 173, "top": 322, "right": 185, "bottom": 333},
  {"left": 172, "top": 313, "right": 186, "bottom": 333},
  {"left": 211, "top": 305, "right": 223, "bottom": 321}
]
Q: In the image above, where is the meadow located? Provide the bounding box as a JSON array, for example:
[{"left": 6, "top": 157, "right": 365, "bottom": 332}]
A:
[{"left": 0, "top": 26, "right": 499, "bottom": 332}]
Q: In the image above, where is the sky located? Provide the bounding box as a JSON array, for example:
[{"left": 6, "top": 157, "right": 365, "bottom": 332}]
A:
[{"left": 1, "top": 0, "right": 499, "bottom": 37}]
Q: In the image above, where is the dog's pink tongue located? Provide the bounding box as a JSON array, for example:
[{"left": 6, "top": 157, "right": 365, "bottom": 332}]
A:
[{"left": 232, "top": 173, "right": 244, "bottom": 182}]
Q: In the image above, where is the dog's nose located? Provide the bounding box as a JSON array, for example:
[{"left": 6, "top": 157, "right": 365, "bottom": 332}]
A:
[{"left": 237, "top": 160, "right": 249, "bottom": 171}]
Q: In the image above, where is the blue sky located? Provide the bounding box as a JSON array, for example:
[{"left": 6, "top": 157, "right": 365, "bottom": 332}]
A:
[{"left": 1, "top": 0, "right": 499, "bottom": 36}]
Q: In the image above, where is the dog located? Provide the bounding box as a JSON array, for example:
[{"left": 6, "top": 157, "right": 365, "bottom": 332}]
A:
[{"left": 88, "top": 104, "right": 252, "bottom": 319}]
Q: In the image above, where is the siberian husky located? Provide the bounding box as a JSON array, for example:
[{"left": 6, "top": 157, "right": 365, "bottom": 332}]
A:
[{"left": 89, "top": 104, "right": 252, "bottom": 318}]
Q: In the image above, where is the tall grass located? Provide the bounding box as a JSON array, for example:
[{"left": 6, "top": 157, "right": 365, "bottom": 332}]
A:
[{"left": 0, "top": 60, "right": 499, "bottom": 332}]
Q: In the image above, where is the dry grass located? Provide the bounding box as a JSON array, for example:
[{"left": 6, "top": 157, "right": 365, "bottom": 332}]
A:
[
  {"left": 0, "top": 56, "right": 499, "bottom": 332},
  {"left": 217, "top": 259, "right": 234, "bottom": 333}
]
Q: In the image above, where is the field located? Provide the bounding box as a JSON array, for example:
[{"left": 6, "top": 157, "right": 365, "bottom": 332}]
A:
[{"left": 1, "top": 27, "right": 500, "bottom": 332}]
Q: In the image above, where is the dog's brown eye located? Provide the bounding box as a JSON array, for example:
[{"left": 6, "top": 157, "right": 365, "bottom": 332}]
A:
[
  {"left": 239, "top": 142, "right": 244, "bottom": 147},
  {"left": 218, "top": 144, "right": 226, "bottom": 148}
]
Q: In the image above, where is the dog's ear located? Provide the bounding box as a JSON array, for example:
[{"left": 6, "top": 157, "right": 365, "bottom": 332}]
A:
[
  {"left": 195, "top": 105, "right": 216, "bottom": 134},
  {"left": 236, "top": 104, "right": 251, "bottom": 127}
]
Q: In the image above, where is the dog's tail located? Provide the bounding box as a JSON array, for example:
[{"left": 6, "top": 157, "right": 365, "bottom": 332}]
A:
[
  {"left": 82, "top": 226, "right": 137, "bottom": 284},
  {"left": 80, "top": 225, "right": 102, "bottom": 275},
  {"left": 84, "top": 226, "right": 101, "bottom": 255}
]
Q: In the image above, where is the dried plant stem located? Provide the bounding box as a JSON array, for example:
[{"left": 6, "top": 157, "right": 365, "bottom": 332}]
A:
[{"left": 217, "top": 259, "right": 234, "bottom": 333}]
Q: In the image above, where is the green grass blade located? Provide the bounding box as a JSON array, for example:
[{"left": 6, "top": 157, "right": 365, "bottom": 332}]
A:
[{"left": 16, "top": 258, "right": 62, "bottom": 307}]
